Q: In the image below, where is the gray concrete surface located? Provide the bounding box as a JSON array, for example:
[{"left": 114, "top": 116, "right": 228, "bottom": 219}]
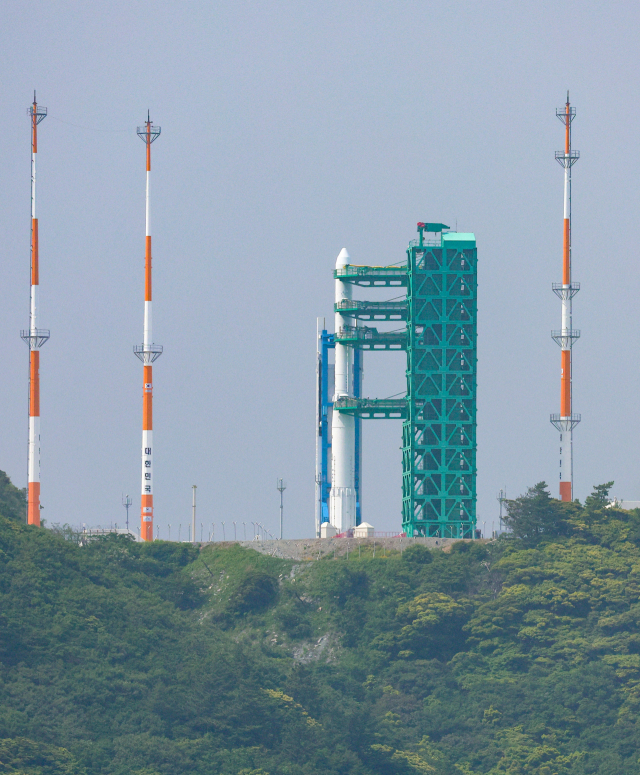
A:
[{"left": 203, "top": 535, "right": 476, "bottom": 561}]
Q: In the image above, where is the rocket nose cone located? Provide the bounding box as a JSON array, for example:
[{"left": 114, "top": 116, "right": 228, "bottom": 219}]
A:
[{"left": 335, "top": 248, "right": 350, "bottom": 269}]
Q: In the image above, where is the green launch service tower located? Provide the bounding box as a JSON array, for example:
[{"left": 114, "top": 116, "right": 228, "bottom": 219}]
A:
[{"left": 402, "top": 224, "right": 477, "bottom": 538}]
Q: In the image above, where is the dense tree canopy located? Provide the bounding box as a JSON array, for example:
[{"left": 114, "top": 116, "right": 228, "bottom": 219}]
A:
[
  {"left": 502, "top": 482, "right": 573, "bottom": 543},
  {"left": 0, "top": 471, "right": 639, "bottom": 774},
  {"left": 0, "top": 471, "right": 25, "bottom": 524}
]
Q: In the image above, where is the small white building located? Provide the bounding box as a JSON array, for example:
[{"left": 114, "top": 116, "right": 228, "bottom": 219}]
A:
[
  {"left": 321, "top": 522, "right": 338, "bottom": 538},
  {"left": 354, "top": 522, "right": 374, "bottom": 538},
  {"left": 608, "top": 499, "right": 640, "bottom": 510}
]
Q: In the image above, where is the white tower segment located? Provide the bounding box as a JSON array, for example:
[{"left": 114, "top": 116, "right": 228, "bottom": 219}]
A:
[{"left": 330, "top": 248, "right": 357, "bottom": 532}]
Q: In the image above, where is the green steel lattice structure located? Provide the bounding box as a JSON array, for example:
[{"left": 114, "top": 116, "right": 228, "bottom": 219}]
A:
[{"left": 402, "top": 228, "right": 477, "bottom": 537}]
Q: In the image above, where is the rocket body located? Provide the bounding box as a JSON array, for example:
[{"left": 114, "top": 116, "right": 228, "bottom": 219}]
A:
[{"left": 330, "top": 248, "right": 356, "bottom": 532}]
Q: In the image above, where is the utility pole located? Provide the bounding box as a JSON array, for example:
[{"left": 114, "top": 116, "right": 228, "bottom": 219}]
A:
[
  {"left": 192, "top": 485, "right": 197, "bottom": 544},
  {"left": 122, "top": 494, "right": 132, "bottom": 531},
  {"left": 277, "top": 478, "right": 287, "bottom": 539}
]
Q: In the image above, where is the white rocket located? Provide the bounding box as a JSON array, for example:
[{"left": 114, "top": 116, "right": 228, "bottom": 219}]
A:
[{"left": 330, "top": 248, "right": 356, "bottom": 532}]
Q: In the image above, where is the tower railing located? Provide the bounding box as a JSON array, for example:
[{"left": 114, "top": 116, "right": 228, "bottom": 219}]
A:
[
  {"left": 20, "top": 329, "right": 50, "bottom": 349},
  {"left": 550, "top": 414, "right": 581, "bottom": 432},
  {"left": 555, "top": 149, "right": 580, "bottom": 168},
  {"left": 334, "top": 396, "right": 407, "bottom": 419},
  {"left": 335, "top": 325, "right": 407, "bottom": 350},
  {"left": 551, "top": 329, "right": 580, "bottom": 348},
  {"left": 552, "top": 282, "right": 580, "bottom": 300},
  {"left": 133, "top": 344, "right": 163, "bottom": 363}
]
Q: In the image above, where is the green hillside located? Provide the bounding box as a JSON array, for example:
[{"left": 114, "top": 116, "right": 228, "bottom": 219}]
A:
[{"left": 0, "top": 472, "right": 639, "bottom": 774}]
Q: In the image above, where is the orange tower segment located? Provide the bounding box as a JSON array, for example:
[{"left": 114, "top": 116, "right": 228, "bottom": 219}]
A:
[
  {"left": 134, "top": 113, "right": 162, "bottom": 541},
  {"left": 551, "top": 93, "right": 580, "bottom": 502},
  {"left": 21, "top": 93, "right": 49, "bottom": 526}
]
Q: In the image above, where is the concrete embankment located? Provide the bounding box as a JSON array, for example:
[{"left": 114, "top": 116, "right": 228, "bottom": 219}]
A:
[{"left": 203, "top": 535, "right": 472, "bottom": 561}]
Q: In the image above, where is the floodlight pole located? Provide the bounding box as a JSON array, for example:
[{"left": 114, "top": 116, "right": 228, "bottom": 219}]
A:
[
  {"left": 192, "top": 485, "right": 197, "bottom": 544},
  {"left": 277, "top": 478, "right": 287, "bottom": 539},
  {"left": 122, "top": 494, "right": 133, "bottom": 530}
]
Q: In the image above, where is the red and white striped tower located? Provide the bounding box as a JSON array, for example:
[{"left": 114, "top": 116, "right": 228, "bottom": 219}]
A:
[
  {"left": 21, "top": 93, "right": 49, "bottom": 525},
  {"left": 134, "top": 113, "right": 162, "bottom": 541},
  {"left": 551, "top": 92, "right": 580, "bottom": 501}
]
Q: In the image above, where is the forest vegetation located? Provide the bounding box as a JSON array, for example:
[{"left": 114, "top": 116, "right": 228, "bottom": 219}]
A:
[{"left": 0, "top": 471, "right": 639, "bottom": 774}]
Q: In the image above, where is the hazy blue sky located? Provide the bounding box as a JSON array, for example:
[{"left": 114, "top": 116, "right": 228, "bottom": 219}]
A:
[{"left": 1, "top": 1, "right": 639, "bottom": 538}]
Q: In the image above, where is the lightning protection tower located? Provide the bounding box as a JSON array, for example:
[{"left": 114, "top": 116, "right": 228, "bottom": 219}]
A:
[
  {"left": 134, "top": 112, "right": 162, "bottom": 541},
  {"left": 550, "top": 93, "right": 580, "bottom": 501},
  {"left": 21, "top": 92, "right": 49, "bottom": 526}
]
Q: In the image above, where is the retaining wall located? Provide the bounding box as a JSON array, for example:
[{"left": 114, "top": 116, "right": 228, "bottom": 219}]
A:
[{"left": 203, "top": 535, "right": 475, "bottom": 561}]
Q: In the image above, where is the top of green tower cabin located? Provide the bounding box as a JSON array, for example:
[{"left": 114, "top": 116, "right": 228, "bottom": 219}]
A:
[
  {"left": 442, "top": 232, "right": 476, "bottom": 246},
  {"left": 414, "top": 222, "right": 476, "bottom": 248}
]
